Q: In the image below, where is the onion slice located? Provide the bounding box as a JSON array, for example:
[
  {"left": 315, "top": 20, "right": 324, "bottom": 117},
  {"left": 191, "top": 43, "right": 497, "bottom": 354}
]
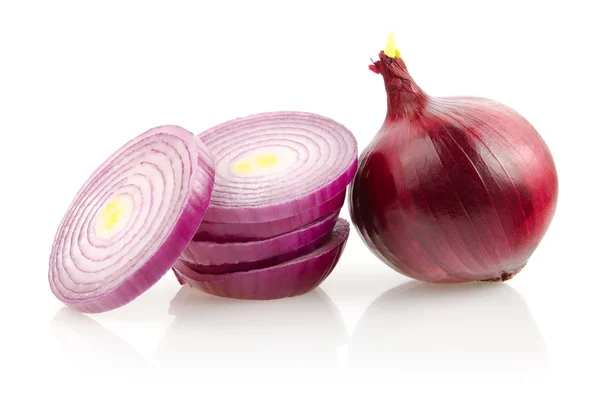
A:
[
  {"left": 182, "top": 211, "right": 340, "bottom": 274},
  {"left": 173, "top": 218, "right": 350, "bottom": 300},
  {"left": 48, "top": 125, "right": 215, "bottom": 313},
  {"left": 198, "top": 111, "right": 358, "bottom": 223},
  {"left": 195, "top": 189, "right": 347, "bottom": 242}
]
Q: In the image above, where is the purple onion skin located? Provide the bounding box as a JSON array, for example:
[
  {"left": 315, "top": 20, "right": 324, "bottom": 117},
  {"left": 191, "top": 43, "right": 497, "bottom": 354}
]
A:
[
  {"left": 184, "top": 231, "right": 331, "bottom": 274},
  {"left": 173, "top": 219, "right": 350, "bottom": 300},
  {"left": 350, "top": 52, "right": 558, "bottom": 283},
  {"left": 182, "top": 210, "right": 339, "bottom": 274},
  {"left": 194, "top": 189, "right": 346, "bottom": 243},
  {"left": 180, "top": 234, "right": 329, "bottom": 272}
]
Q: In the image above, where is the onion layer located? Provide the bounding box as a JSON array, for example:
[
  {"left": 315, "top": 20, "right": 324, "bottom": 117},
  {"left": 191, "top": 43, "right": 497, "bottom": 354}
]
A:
[
  {"left": 198, "top": 111, "right": 358, "bottom": 223},
  {"left": 48, "top": 125, "right": 215, "bottom": 313},
  {"left": 350, "top": 35, "right": 558, "bottom": 283},
  {"left": 182, "top": 210, "right": 339, "bottom": 274},
  {"left": 173, "top": 218, "right": 350, "bottom": 300},
  {"left": 194, "top": 189, "right": 346, "bottom": 242}
]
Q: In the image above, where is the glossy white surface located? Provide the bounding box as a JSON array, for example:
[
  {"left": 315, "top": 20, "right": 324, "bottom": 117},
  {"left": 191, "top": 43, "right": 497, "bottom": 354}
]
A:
[{"left": 1, "top": 0, "right": 598, "bottom": 395}]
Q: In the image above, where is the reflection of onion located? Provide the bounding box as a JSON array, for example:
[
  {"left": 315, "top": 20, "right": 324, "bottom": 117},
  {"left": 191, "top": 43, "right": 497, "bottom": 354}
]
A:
[
  {"left": 156, "top": 286, "right": 347, "bottom": 378},
  {"left": 349, "top": 282, "right": 550, "bottom": 382},
  {"left": 51, "top": 308, "right": 149, "bottom": 374}
]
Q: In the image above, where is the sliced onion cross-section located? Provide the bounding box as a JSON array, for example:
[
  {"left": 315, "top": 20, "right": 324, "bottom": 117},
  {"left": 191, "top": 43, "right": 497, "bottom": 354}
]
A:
[
  {"left": 198, "top": 111, "right": 358, "bottom": 224},
  {"left": 48, "top": 125, "right": 216, "bottom": 313}
]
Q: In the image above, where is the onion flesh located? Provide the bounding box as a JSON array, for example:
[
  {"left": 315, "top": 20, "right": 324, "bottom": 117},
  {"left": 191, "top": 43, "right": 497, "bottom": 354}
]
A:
[
  {"left": 350, "top": 35, "right": 558, "bottom": 283},
  {"left": 182, "top": 210, "right": 339, "bottom": 274},
  {"left": 174, "top": 218, "right": 350, "bottom": 300},
  {"left": 198, "top": 111, "right": 357, "bottom": 223},
  {"left": 48, "top": 125, "right": 215, "bottom": 312}
]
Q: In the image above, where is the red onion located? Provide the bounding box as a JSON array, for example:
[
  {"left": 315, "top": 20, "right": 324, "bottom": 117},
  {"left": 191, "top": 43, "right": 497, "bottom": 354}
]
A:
[
  {"left": 173, "top": 218, "right": 350, "bottom": 300},
  {"left": 194, "top": 189, "right": 346, "bottom": 242},
  {"left": 48, "top": 125, "right": 215, "bottom": 313},
  {"left": 181, "top": 211, "right": 339, "bottom": 274},
  {"left": 198, "top": 111, "right": 358, "bottom": 223},
  {"left": 350, "top": 34, "right": 558, "bottom": 283}
]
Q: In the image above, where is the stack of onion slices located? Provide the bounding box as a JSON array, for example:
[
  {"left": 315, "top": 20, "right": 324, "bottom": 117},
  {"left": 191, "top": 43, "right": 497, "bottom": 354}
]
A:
[
  {"left": 173, "top": 111, "right": 357, "bottom": 300},
  {"left": 48, "top": 112, "right": 357, "bottom": 312}
]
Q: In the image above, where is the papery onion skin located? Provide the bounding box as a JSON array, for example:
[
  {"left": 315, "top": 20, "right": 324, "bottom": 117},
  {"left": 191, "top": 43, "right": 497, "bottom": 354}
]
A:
[
  {"left": 182, "top": 210, "right": 339, "bottom": 274},
  {"left": 198, "top": 111, "right": 358, "bottom": 223},
  {"left": 350, "top": 49, "right": 558, "bottom": 283},
  {"left": 48, "top": 125, "right": 215, "bottom": 313},
  {"left": 194, "top": 189, "right": 346, "bottom": 242},
  {"left": 173, "top": 218, "right": 350, "bottom": 300}
]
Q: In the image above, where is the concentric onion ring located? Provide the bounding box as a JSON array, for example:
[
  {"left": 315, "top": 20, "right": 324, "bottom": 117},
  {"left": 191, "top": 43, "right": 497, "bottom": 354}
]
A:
[
  {"left": 198, "top": 112, "right": 358, "bottom": 223},
  {"left": 48, "top": 125, "right": 215, "bottom": 313}
]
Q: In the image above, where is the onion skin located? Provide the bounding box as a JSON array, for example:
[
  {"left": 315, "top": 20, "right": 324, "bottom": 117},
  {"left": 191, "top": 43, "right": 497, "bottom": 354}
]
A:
[
  {"left": 182, "top": 210, "right": 339, "bottom": 274},
  {"left": 173, "top": 218, "right": 350, "bottom": 300},
  {"left": 194, "top": 189, "right": 346, "bottom": 242},
  {"left": 350, "top": 51, "right": 558, "bottom": 283}
]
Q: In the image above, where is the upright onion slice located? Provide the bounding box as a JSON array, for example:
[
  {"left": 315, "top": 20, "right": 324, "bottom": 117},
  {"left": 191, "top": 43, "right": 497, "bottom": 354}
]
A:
[
  {"left": 194, "top": 189, "right": 347, "bottom": 242},
  {"left": 182, "top": 211, "right": 339, "bottom": 274},
  {"left": 173, "top": 218, "right": 350, "bottom": 300},
  {"left": 48, "top": 125, "right": 215, "bottom": 313},
  {"left": 198, "top": 111, "right": 358, "bottom": 223}
]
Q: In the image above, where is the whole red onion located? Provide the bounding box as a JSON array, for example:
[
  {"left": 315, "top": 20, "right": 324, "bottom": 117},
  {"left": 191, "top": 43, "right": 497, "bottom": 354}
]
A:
[{"left": 350, "top": 35, "right": 558, "bottom": 283}]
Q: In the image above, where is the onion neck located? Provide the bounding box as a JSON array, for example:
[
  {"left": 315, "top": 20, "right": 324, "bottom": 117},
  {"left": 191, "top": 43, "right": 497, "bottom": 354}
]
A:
[{"left": 372, "top": 52, "right": 428, "bottom": 121}]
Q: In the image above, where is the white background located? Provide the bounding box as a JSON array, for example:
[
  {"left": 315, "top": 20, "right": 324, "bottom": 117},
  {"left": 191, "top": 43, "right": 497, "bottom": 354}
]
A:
[{"left": 1, "top": 1, "right": 598, "bottom": 395}]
